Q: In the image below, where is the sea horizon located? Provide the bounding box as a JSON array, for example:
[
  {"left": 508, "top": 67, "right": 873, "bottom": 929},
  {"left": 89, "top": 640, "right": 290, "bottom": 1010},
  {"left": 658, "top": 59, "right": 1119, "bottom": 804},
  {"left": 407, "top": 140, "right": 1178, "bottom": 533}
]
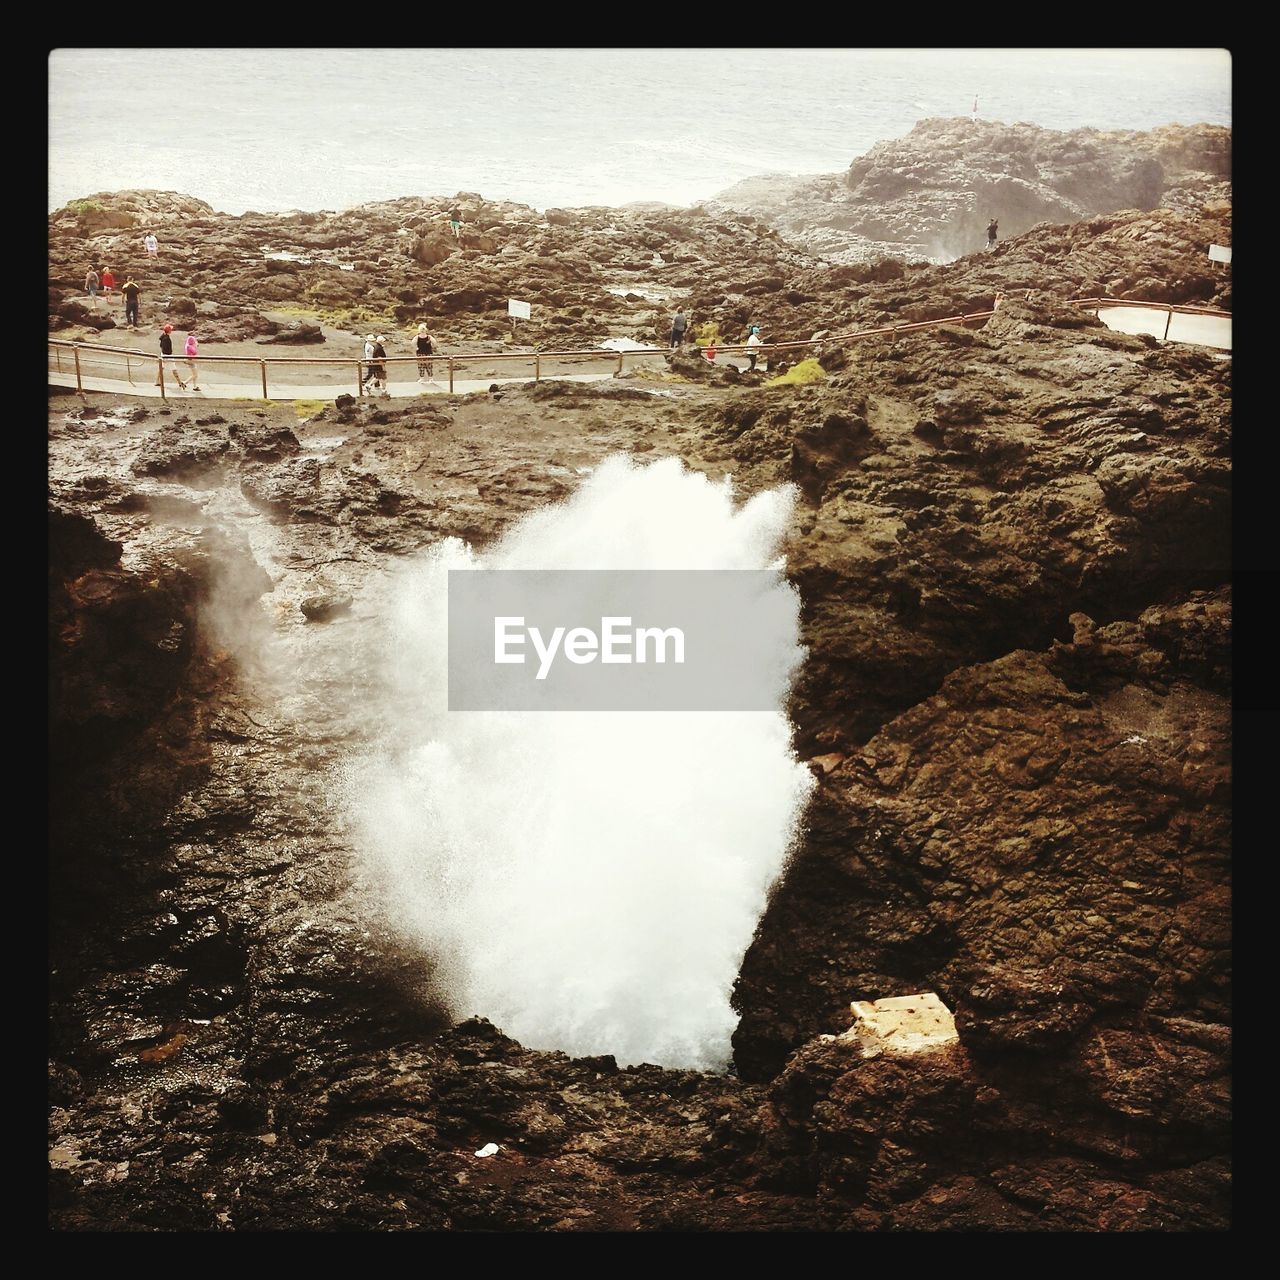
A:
[{"left": 49, "top": 48, "right": 1230, "bottom": 217}]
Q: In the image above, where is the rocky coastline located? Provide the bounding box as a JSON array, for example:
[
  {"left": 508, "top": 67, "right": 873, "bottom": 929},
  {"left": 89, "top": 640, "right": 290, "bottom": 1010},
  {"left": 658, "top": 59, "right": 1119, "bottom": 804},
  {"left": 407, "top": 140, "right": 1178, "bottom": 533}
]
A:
[{"left": 49, "top": 118, "right": 1231, "bottom": 1231}]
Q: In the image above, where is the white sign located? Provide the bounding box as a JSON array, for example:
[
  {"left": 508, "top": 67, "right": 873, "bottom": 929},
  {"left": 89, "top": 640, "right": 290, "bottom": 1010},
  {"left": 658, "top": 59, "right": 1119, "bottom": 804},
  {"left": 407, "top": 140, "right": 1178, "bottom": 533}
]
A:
[
  {"left": 1208, "top": 244, "right": 1232, "bottom": 264},
  {"left": 508, "top": 298, "right": 531, "bottom": 320}
]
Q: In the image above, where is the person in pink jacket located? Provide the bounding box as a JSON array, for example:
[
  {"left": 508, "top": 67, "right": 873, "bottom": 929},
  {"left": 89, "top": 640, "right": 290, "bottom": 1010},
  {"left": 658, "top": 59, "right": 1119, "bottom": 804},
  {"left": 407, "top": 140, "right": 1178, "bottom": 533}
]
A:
[{"left": 184, "top": 330, "right": 201, "bottom": 391}]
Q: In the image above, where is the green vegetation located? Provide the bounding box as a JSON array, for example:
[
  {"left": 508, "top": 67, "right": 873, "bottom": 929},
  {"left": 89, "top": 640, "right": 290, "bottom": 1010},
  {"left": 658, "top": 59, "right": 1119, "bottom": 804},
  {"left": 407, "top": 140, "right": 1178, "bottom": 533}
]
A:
[
  {"left": 293, "top": 399, "right": 329, "bottom": 419},
  {"left": 764, "top": 358, "right": 827, "bottom": 388},
  {"left": 67, "top": 199, "right": 105, "bottom": 217},
  {"left": 274, "top": 301, "right": 399, "bottom": 335},
  {"left": 691, "top": 321, "right": 721, "bottom": 347}
]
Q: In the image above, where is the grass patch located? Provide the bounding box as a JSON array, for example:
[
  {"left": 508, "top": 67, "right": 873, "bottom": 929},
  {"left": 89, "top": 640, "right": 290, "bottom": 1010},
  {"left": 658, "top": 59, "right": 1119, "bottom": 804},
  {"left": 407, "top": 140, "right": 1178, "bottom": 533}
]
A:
[
  {"left": 691, "top": 321, "right": 721, "bottom": 347},
  {"left": 275, "top": 299, "right": 399, "bottom": 335},
  {"left": 764, "top": 358, "right": 827, "bottom": 388},
  {"left": 293, "top": 398, "right": 329, "bottom": 418}
]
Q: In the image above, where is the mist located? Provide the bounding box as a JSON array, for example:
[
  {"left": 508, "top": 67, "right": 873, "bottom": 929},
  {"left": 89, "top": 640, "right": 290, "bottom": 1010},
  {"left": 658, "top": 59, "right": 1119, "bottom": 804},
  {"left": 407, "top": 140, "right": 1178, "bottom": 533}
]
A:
[{"left": 347, "top": 455, "right": 815, "bottom": 1070}]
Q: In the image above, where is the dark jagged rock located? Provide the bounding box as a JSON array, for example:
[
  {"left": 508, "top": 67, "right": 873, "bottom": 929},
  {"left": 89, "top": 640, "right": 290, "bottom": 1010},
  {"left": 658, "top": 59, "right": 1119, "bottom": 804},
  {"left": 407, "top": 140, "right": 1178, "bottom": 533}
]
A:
[
  {"left": 300, "top": 592, "right": 353, "bottom": 622},
  {"left": 259, "top": 321, "right": 325, "bottom": 345},
  {"left": 130, "top": 421, "right": 233, "bottom": 479}
]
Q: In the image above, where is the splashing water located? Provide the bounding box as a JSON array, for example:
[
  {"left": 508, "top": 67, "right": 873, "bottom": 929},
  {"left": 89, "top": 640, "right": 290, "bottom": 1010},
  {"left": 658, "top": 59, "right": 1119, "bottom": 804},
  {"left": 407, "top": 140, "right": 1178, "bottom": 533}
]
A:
[{"left": 349, "top": 455, "right": 815, "bottom": 1070}]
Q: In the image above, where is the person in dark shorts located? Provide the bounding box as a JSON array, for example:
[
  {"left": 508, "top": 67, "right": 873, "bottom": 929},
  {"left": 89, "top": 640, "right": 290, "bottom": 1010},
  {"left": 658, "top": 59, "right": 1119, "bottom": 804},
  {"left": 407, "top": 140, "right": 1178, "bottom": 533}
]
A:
[
  {"left": 986, "top": 218, "right": 999, "bottom": 250},
  {"left": 415, "top": 324, "right": 435, "bottom": 380},
  {"left": 670, "top": 309, "right": 688, "bottom": 348},
  {"left": 122, "top": 278, "right": 141, "bottom": 327},
  {"left": 156, "top": 323, "right": 188, "bottom": 390},
  {"left": 370, "top": 335, "right": 389, "bottom": 396}
]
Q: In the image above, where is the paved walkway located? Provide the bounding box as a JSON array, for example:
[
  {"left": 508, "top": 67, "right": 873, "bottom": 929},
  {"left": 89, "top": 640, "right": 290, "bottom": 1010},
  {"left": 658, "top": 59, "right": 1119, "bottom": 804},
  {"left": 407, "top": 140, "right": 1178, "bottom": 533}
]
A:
[
  {"left": 1096, "top": 306, "right": 1232, "bottom": 351},
  {"left": 47, "top": 370, "right": 619, "bottom": 401}
]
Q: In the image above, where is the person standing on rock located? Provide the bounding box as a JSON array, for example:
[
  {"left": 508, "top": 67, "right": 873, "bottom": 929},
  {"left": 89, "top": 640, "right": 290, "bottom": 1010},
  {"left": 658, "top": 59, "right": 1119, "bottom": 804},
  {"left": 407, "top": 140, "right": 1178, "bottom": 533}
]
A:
[
  {"left": 100, "top": 267, "right": 115, "bottom": 303},
  {"left": 156, "top": 323, "right": 188, "bottom": 390},
  {"left": 121, "top": 277, "right": 141, "bottom": 328},
  {"left": 415, "top": 323, "right": 435, "bottom": 382},
  {"left": 745, "top": 325, "right": 763, "bottom": 371},
  {"left": 670, "top": 309, "right": 688, "bottom": 348},
  {"left": 184, "top": 328, "right": 202, "bottom": 391},
  {"left": 84, "top": 267, "right": 99, "bottom": 305},
  {"left": 986, "top": 218, "right": 999, "bottom": 251},
  {"left": 449, "top": 207, "right": 463, "bottom": 242},
  {"left": 144, "top": 232, "right": 159, "bottom": 257}
]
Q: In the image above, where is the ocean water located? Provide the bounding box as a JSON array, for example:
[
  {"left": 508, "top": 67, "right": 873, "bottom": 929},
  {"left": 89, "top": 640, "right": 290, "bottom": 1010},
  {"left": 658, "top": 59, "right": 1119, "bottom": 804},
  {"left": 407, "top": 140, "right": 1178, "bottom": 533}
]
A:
[{"left": 48, "top": 48, "right": 1230, "bottom": 215}]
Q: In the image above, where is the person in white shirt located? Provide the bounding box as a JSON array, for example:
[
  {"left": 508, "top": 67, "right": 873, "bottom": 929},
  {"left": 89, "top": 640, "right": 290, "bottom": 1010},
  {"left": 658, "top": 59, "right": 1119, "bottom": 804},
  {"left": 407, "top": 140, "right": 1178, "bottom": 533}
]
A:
[
  {"left": 745, "top": 325, "right": 763, "bottom": 371},
  {"left": 144, "top": 233, "right": 159, "bottom": 257}
]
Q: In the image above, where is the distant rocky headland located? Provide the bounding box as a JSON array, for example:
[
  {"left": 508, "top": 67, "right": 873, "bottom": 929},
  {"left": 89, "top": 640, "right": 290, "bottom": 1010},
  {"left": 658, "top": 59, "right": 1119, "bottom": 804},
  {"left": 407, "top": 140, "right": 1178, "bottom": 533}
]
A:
[{"left": 708, "top": 118, "right": 1231, "bottom": 263}]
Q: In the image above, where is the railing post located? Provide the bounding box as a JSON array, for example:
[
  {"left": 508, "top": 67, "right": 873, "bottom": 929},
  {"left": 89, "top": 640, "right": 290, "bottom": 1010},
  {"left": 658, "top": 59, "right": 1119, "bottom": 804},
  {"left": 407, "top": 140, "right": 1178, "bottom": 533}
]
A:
[
  {"left": 357, "top": 361, "right": 364, "bottom": 396},
  {"left": 56, "top": 346, "right": 63, "bottom": 372},
  {"left": 616, "top": 351, "right": 623, "bottom": 376},
  {"left": 158, "top": 358, "right": 166, "bottom": 401},
  {"left": 74, "top": 347, "right": 82, "bottom": 394},
  {"left": 126, "top": 354, "right": 133, "bottom": 384},
  {"left": 260, "top": 360, "right": 268, "bottom": 400},
  {"left": 448, "top": 358, "right": 454, "bottom": 394},
  {"left": 535, "top": 352, "right": 541, "bottom": 382},
  {"left": 1163, "top": 308, "right": 1173, "bottom": 341}
]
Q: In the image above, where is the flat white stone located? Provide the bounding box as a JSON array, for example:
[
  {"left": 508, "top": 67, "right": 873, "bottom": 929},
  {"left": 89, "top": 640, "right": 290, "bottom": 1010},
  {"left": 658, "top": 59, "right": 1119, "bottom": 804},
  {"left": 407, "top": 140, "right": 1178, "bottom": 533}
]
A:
[{"left": 844, "top": 991, "right": 959, "bottom": 1056}]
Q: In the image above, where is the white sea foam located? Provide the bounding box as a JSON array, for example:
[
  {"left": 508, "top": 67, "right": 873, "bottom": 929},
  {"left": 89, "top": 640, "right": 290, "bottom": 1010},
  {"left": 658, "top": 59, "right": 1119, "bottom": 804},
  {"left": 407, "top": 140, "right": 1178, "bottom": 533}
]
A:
[{"left": 348, "top": 455, "right": 814, "bottom": 1070}]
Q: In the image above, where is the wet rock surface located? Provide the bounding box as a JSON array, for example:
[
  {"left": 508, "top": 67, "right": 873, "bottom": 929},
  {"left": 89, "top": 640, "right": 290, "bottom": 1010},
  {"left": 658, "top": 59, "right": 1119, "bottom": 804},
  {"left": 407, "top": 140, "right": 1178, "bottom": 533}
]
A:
[{"left": 49, "top": 143, "right": 1229, "bottom": 1230}]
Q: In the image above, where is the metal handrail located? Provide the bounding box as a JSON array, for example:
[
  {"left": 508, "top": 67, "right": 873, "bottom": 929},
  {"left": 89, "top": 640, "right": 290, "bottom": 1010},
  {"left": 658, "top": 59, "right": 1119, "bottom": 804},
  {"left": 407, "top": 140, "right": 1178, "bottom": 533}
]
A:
[{"left": 1068, "top": 296, "right": 1232, "bottom": 319}]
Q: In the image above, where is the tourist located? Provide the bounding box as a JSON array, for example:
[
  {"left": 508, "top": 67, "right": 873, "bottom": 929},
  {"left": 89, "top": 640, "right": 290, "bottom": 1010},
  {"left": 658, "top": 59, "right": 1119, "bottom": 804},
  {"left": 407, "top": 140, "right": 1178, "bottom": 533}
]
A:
[
  {"left": 156, "top": 323, "right": 188, "bottom": 391},
  {"left": 371, "top": 335, "right": 389, "bottom": 396},
  {"left": 144, "top": 232, "right": 159, "bottom": 257},
  {"left": 361, "top": 334, "right": 377, "bottom": 391},
  {"left": 415, "top": 324, "right": 436, "bottom": 381},
  {"left": 986, "top": 218, "right": 999, "bottom": 250},
  {"left": 121, "top": 277, "right": 141, "bottom": 328},
  {"left": 184, "top": 328, "right": 201, "bottom": 390},
  {"left": 449, "top": 207, "right": 463, "bottom": 241},
  {"left": 670, "top": 309, "right": 688, "bottom": 348},
  {"left": 100, "top": 266, "right": 115, "bottom": 301},
  {"left": 745, "top": 325, "right": 763, "bottom": 371},
  {"left": 84, "top": 266, "right": 99, "bottom": 302},
  {"left": 704, "top": 340, "right": 717, "bottom": 362}
]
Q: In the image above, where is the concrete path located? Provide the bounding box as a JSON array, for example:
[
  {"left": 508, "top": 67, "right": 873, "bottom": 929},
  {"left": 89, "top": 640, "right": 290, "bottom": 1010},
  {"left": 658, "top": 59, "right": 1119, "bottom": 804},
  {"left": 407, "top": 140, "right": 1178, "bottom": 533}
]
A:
[
  {"left": 1096, "top": 306, "right": 1232, "bottom": 351},
  {"left": 47, "top": 370, "right": 618, "bottom": 401}
]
